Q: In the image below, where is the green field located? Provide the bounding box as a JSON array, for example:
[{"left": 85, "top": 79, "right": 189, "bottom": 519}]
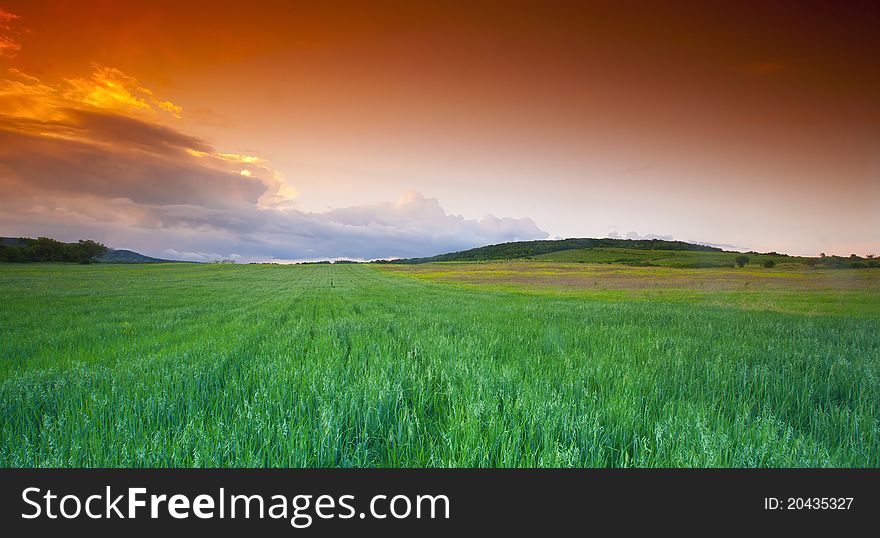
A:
[
  {"left": 528, "top": 247, "right": 807, "bottom": 268},
  {"left": 1, "top": 262, "right": 879, "bottom": 467}
]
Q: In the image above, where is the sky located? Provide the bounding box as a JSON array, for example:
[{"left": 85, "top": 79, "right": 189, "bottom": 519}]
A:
[{"left": 0, "top": 0, "right": 878, "bottom": 261}]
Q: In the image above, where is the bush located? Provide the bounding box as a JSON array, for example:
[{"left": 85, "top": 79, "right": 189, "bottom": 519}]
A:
[
  {"left": 762, "top": 260, "right": 776, "bottom": 268},
  {"left": 735, "top": 255, "right": 749, "bottom": 268}
]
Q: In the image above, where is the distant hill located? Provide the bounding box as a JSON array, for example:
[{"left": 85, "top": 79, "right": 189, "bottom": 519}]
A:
[
  {"left": 381, "top": 238, "right": 724, "bottom": 264},
  {"left": 1, "top": 237, "right": 173, "bottom": 263},
  {"left": 530, "top": 247, "right": 804, "bottom": 269},
  {"left": 98, "top": 249, "right": 172, "bottom": 263}
]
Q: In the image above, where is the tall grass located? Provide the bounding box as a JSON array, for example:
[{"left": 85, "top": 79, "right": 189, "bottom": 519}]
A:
[{"left": 0, "top": 263, "right": 877, "bottom": 467}]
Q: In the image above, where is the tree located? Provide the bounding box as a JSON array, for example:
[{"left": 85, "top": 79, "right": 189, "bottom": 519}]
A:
[
  {"left": 31, "top": 237, "right": 66, "bottom": 261},
  {"left": 71, "top": 240, "right": 108, "bottom": 264},
  {"left": 0, "top": 237, "right": 106, "bottom": 263},
  {"left": 735, "top": 255, "right": 749, "bottom": 268},
  {"left": 762, "top": 260, "right": 776, "bottom": 268}
]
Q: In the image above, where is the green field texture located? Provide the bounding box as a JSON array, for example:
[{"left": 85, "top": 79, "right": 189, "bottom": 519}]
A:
[
  {"left": 528, "top": 247, "right": 807, "bottom": 267},
  {"left": 384, "top": 261, "right": 880, "bottom": 318},
  {"left": 1, "top": 262, "right": 878, "bottom": 467}
]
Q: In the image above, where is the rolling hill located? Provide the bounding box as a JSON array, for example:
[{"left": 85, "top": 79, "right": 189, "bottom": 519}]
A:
[
  {"left": 98, "top": 249, "right": 172, "bottom": 263},
  {"left": 380, "top": 237, "right": 878, "bottom": 269},
  {"left": 382, "top": 238, "right": 724, "bottom": 264},
  {"left": 528, "top": 247, "right": 809, "bottom": 268}
]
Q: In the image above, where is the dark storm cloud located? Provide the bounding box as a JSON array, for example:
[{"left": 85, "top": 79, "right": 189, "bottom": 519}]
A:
[
  {"left": 64, "top": 109, "right": 214, "bottom": 155},
  {"left": 0, "top": 117, "right": 268, "bottom": 208}
]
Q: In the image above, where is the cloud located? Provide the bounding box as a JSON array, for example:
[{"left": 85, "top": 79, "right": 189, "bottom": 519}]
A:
[
  {"left": 163, "top": 249, "right": 242, "bottom": 263},
  {"left": 63, "top": 64, "right": 183, "bottom": 117},
  {"left": 624, "top": 231, "right": 674, "bottom": 241},
  {"left": 0, "top": 64, "right": 182, "bottom": 120},
  {"left": 302, "top": 190, "right": 547, "bottom": 259},
  {"left": 687, "top": 240, "right": 743, "bottom": 251},
  {"left": 606, "top": 228, "right": 744, "bottom": 251},
  {"left": 0, "top": 111, "right": 274, "bottom": 208},
  {"left": 0, "top": 8, "right": 22, "bottom": 58},
  {"left": 0, "top": 68, "right": 546, "bottom": 260}
]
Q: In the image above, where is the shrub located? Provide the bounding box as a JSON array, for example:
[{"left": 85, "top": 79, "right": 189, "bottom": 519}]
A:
[
  {"left": 735, "top": 255, "right": 749, "bottom": 268},
  {"left": 762, "top": 260, "right": 776, "bottom": 268}
]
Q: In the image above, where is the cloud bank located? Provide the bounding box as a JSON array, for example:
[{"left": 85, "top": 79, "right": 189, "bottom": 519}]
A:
[
  {"left": 0, "top": 65, "right": 546, "bottom": 261},
  {"left": 605, "top": 229, "right": 744, "bottom": 251}
]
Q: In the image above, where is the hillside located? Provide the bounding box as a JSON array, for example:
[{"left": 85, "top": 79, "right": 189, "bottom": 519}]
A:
[
  {"left": 531, "top": 247, "right": 808, "bottom": 268},
  {"left": 379, "top": 237, "right": 878, "bottom": 269},
  {"left": 98, "top": 249, "right": 172, "bottom": 263},
  {"left": 382, "top": 238, "right": 723, "bottom": 264}
]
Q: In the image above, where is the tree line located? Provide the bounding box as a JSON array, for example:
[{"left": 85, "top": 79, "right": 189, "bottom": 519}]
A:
[{"left": 0, "top": 237, "right": 108, "bottom": 264}]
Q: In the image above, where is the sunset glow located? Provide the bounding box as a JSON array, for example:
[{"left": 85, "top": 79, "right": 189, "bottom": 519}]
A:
[{"left": 0, "top": 1, "right": 877, "bottom": 260}]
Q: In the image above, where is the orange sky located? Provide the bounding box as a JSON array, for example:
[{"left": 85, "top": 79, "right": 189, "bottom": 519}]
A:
[{"left": 1, "top": 1, "right": 878, "bottom": 259}]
